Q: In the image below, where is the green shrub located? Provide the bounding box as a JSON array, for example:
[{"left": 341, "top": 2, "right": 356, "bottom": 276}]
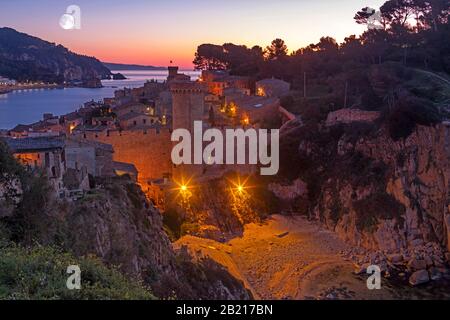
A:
[
  {"left": 387, "top": 95, "right": 442, "bottom": 141},
  {"left": 0, "top": 245, "right": 155, "bottom": 300}
]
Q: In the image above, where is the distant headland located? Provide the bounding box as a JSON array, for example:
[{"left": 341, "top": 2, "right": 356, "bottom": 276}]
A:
[{"left": 102, "top": 62, "right": 166, "bottom": 71}]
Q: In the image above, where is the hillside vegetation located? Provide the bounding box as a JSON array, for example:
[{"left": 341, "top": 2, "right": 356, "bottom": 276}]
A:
[{"left": 0, "top": 27, "right": 111, "bottom": 83}]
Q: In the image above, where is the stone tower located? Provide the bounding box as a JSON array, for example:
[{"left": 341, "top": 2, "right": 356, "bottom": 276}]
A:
[
  {"left": 170, "top": 80, "right": 206, "bottom": 179},
  {"left": 167, "top": 66, "right": 179, "bottom": 82},
  {"left": 170, "top": 81, "right": 206, "bottom": 132}
]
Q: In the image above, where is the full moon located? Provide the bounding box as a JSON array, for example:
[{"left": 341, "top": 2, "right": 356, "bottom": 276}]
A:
[{"left": 59, "top": 14, "right": 75, "bottom": 30}]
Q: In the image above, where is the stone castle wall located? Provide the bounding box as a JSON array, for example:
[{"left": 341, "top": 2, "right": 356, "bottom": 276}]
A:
[{"left": 83, "top": 128, "right": 173, "bottom": 183}]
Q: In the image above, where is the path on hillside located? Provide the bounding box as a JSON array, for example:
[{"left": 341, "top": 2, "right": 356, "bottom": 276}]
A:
[{"left": 175, "top": 215, "right": 397, "bottom": 300}]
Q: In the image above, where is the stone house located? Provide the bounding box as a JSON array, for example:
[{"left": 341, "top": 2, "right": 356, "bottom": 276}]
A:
[
  {"left": 3, "top": 137, "right": 66, "bottom": 194},
  {"left": 225, "top": 94, "right": 280, "bottom": 126},
  {"left": 256, "top": 78, "right": 291, "bottom": 98},
  {"left": 113, "top": 103, "right": 149, "bottom": 118},
  {"left": 65, "top": 138, "right": 115, "bottom": 178},
  {"left": 119, "top": 112, "right": 159, "bottom": 129},
  {"left": 92, "top": 116, "right": 116, "bottom": 127}
]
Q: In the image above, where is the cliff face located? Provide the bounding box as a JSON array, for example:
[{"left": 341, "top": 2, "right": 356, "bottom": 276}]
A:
[
  {"left": 32, "top": 177, "right": 251, "bottom": 299},
  {"left": 165, "top": 174, "right": 275, "bottom": 242},
  {"left": 343, "top": 123, "right": 450, "bottom": 253},
  {"left": 0, "top": 157, "right": 251, "bottom": 300},
  {"left": 0, "top": 28, "right": 111, "bottom": 83},
  {"left": 276, "top": 119, "right": 450, "bottom": 270},
  {"left": 62, "top": 181, "right": 176, "bottom": 277}
]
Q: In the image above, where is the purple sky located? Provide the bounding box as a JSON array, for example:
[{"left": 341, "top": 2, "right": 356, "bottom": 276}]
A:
[{"left": 0, "top": 0, "right": 385, "bottom": 68}]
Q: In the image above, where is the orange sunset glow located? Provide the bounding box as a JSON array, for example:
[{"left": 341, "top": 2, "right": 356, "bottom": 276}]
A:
[{"left": 0, "top": 0, "right": 385, "bottom": 68}]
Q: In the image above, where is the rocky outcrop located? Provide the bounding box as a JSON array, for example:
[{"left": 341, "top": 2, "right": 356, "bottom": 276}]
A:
[
  {"left": 268, "top": 178, "right": 307, "bottom": 201},
  {"left": 325, "top": 109, "right": 380, "bottom": 127},
  {"left": 276, "top": 117, "right": 450, "bottom": 285},
  {"left": 164, "top": 174, "right": 279, "bottom": 243},
  {"left": 54, "top": 178, "right": 252, "bottom": 299},
  {"left": 61, "top": 181, "right": 176, "bottom": 277}
]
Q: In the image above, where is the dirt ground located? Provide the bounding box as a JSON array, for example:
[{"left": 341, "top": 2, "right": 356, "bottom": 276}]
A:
[{"left": 175, "top": 215, "right": 399, "bottom": 300}]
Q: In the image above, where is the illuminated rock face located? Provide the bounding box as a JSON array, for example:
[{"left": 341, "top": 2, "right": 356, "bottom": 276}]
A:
[{"left": 279, "top": 118, "right": 450, "bottom": 256}]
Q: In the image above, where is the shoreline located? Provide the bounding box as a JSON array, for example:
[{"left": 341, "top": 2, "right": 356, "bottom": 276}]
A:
[
  {"left": 0, "top": 84, "right": 62, "bottom": 94},
  {"left": 0, "top": 83, "right": 110, "bottom": 95},
  {"left": 175, "top": 215, "right": 450, "bottom": 300}
]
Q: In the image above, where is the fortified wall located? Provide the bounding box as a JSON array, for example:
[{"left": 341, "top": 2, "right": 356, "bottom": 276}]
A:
[{"left": 81, "top": 128, "right": 173, "bottom": 183}]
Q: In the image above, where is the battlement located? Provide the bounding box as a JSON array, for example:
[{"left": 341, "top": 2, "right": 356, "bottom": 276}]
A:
[{"left": 170, "top": 81, "right": 206, "bottom": 94}]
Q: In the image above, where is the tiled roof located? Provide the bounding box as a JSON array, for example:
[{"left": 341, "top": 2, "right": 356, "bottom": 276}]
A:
[
  {"left": 113, "top": 161, "right": 138, "bottom": 174},
  {"left": 10, "top": 124, "right": 31, "bottom": 132},
  {"left": 256, "top": 78, "right": 290, "bottom": 85},
  {"left": 66, "top": 138, "right": 113, "bottom": 152},
  {"left": 2, "top": 137, "right": 65, "bottom": 153},
  {"left": 120, "top": 111, "right": 147, "bottom": 121}
]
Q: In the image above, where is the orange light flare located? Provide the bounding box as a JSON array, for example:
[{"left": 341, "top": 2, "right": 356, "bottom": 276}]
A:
[
  {"left": 171, "top": 176, "right": 195, "bottom": 197},
  {"left": 228, "top": 175, "right": 253, "bottom": 197},
  {"left": 170, "top": 176, "right": 196, "bottom": 208}
]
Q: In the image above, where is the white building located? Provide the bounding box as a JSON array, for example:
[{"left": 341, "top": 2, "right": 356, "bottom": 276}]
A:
[{"left": 0, "top": 77, "right": 16, "bottom": 86}]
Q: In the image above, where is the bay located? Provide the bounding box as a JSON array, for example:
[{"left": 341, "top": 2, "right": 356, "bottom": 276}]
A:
[{"left": 0, "top": 70, "right": 200, "bottom": 129}]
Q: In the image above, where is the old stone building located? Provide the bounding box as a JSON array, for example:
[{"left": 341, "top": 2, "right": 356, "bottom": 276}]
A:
[
  {"left": 256, "top": 78, "right": 290, "bottom": 98},
  {"left": 119, "top": 111, "right": 159, "bottom": 129},
  {"left": 65, "top": 138, "right": 115, "bottom": 178},
  {"left": 3, "top": 136, "right": 66, "bottom": 194},
  {"left": 84, "top": 127, "right": 173, "bottom": 185}
]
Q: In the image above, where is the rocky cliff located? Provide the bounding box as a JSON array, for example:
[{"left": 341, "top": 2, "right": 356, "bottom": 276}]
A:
[
  {"left": 164, "top": 173, "right": 277, "bottom": 242},
  {"left": 274, "top": 118, "right": 450, "bottom": 284},
  {"left": 0, "top": 27, "right": 111, "bottom": 83},
  {"left": 0, "top": 141, "right": 251, "bottom": 299}
]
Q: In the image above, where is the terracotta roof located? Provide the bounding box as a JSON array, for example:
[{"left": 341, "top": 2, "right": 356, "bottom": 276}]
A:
[
  {"left": 120, "top": 111, "right": 148, "bottom": 121},
  {"left": 2, "top": 137, "right": 65, "bottom": 153},
  {"left": 113, "top": 161, "right": 138, "bottom": 174}
]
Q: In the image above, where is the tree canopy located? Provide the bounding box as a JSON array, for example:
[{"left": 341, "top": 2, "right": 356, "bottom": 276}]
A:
[{"left": 193, "top": 0, "right": 450, "bottom": 82}]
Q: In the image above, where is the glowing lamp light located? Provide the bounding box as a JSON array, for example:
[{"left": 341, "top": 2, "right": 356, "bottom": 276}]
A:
[{"left": 181, "top": 185, "right": 188, "bottom": 192}]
